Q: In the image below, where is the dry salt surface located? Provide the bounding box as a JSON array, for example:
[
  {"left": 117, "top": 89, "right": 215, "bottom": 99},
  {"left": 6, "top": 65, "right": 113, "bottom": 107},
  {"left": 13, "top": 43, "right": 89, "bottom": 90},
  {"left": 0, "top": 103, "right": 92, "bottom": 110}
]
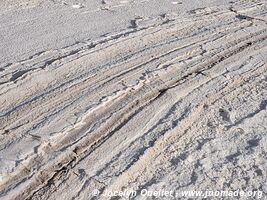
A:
[{"left": 0, "top": 0, "right": 266, "bottom": 199}]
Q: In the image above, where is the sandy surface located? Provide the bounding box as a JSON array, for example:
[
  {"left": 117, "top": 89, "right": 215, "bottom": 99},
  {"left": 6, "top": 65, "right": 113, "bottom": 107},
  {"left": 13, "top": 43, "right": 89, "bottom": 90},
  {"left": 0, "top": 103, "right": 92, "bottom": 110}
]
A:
[{"left": 0, "top": 0, "right": 266, "bottom": 199}]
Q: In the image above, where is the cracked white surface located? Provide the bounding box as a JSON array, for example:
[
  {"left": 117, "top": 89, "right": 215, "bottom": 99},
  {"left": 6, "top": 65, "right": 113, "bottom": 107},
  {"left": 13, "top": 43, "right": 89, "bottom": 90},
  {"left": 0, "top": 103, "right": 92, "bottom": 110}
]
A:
[{"left": 0, "top": 0, "right": 266, "bottom": 199}]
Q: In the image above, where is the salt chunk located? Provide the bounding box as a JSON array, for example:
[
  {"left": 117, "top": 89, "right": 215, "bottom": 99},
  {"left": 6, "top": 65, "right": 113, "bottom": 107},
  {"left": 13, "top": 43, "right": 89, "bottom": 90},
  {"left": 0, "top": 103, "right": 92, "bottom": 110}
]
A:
[{"left": 72, "top": 4, "right": 82, "bottom": 9}]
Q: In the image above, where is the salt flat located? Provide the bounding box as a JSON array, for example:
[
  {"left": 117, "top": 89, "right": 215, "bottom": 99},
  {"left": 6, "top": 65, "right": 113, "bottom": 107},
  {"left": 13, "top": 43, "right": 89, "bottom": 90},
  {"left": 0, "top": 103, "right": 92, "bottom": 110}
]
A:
[{"left": 0, "top": 0, "right": 266, "bottom": 199}]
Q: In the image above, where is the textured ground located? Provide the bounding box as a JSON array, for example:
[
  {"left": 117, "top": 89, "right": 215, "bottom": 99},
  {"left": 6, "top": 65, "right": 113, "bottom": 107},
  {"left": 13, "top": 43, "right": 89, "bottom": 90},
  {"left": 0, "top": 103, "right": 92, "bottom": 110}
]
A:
[{"left": 0, "top": 0, "right": 266, "bottom": 200}]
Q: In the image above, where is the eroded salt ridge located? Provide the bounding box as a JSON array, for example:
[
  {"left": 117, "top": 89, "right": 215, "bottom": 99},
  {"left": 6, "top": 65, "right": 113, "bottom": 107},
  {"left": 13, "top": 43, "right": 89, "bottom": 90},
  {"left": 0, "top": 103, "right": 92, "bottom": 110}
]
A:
[{"left": 0, "top": 0, "right": 266, "bottom": 200}]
